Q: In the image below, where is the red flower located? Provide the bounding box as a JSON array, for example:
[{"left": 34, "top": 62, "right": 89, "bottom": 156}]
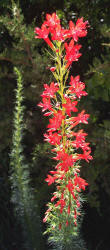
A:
[
  {"left": 77, "top": 150, "right": 93, "bottom": 162},
  {"left": 66, "top": 180, "right": 76, "bottom": 199},
  {"left": 62, "top": 98, "right": 78, "bottom": 116},
  {"left": 66, "top": 220, "right": 69, "bottom": 226},
  {"left": 67, "top": 205, "right": 71, "bottom": 214},
  {"left": 71, "top": 130, "right": 90, "bottom": 151},
  {"left": 47, "top": 111, "right": 65, "bottom": 131},
  {"left": 74, "top": 174, "right": 88, "bottom": 190},
  {"left": 41, "top": 82, "right": 59, "bottom": 98},
  {"left": 69, "top": 75, "right": 88, "bottom": 99},
  {"left": 75, "top": 18, "right": 88, "bottom": 38},
  {"left": 51, "top": 195, "right": 57, "bottom": 202},
  {"left": 69, "top": 110, "right": 90, "bottom": 129},
  {"left": 53, "top": 149, "right": 68, "bottom": 161},
  {"left": 72, "top": 129, "right": 88, "bottom": 141},
  {"left": 72, "top": 140, "right": 90, "bottom": 151},
  {"left": 76, "top": 199, "right": 80, "bottom": 208},
  {"left": 44, "top": 13, "right": 60, "bottom": 30},
  {"left": 55, "top": 192, "right": 66, "bottom": 214},
  {"left": 69, "top": 18, "right": 88, "bottom": 42},
  {"left": 50, "top": 67, "right": 56, "bottom": 72},
  {"left": 43, "top": 216, "right": 48, "bottom": 223},
  {"left": 65, "top": 39, "right": 82, "bottom": 68},
  {"left": 51, "top": 24, "right": 69, "bottom": 41},
  {"left": 66, "top": 180, "right": 74, "bottom": 192},
  {"left": 38, "top": 97, "right": 52, "bottom": 113},
  {"left": 60, "top": 154, "right": 76, "bottom": 172},
  {"left": 44, "top": 132, "right": 62, "bottom": 145},
  {"left": 35, "top": 24, "right": 54, "bottom": 49},
  {"left": 45, "top": 174, "right": 56, "bottom": 185},
  {"left": 35, "top": 24, "right": 49, "bottom": 39}
]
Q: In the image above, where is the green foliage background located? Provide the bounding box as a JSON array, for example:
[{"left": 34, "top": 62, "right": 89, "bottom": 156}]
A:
[{"left": 0, "top": 0, "right": 110, "bottom": 249}]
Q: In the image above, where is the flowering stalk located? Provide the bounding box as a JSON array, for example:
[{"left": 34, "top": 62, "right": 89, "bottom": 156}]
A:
[{"left": 35, "top": 13, "right": 92, "bottom": 245}]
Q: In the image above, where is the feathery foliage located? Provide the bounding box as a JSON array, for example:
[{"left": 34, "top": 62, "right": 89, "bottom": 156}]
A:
[{"left": 10, "top": 67, "right": 44, "bottom": 249}]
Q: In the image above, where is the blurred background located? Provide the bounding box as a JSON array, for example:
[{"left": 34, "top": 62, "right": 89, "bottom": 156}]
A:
[{"left": 0, "top": 0, "right": 110, "bottom": 249}]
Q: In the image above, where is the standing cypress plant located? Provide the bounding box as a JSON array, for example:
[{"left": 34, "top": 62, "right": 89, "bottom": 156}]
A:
[
  {"left": 35, "top": 13, "right": 92, "bottom": 249},
  {"left": 10, "top": 67, "right": 44, "bottom": 249}
]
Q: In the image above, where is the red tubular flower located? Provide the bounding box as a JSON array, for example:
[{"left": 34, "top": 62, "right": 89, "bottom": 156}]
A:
[
  {"left": 35, "top": 24, "right": 54, "bottom": 49},
  {"left": 68, "top": 18, "right": 88, "bottom": 42},
  {"left": 69, "top": 110, "right": 90, "bottom": 129},
  {"left": 76, "top": 199, "right": 80, "bottom": 208},
  {"left": 62, "top": 98, "right": 78, "bottom": 116},
  {"left": 41, "top": 82, "right": 59, "bottom": 98},
  {"left": 65, "top": 39, "right": 82, "bottom": 68},
  {"left": 50, "top": 67, "right": 56, "bottom": 72},
  {"left": 60, "top": 154, "right": 76, "bottom": 172},
  {"left": 45, "top": 174, "right": 56, "bottom": 185},
  {"left": 37, "top": 97, "right": 52, "bottom": 113},
  {"left": 44, "top": 132, "right": 62, "bottom": 145},
  {"left": 55, "top": 192, "right": 66, "bottom": 214},
  {"left": 67, "top": 205, "right": 71, "bottom": 214},
  {"left": 51, "top": 24, "right": 69, "bottom": 41},
  {"left": 72, "top": 129, "right": 88, "bottom": 141},
  {"left": 72, "top": 140, "right": 90, "bottom": 151},
  {"left": 69, "top": 75, "right": 88, "bottom": 99},
  {"left": 66, "top": 220, "right": 69, "bottom": 226},
  {"left": 44, "top": 13, "right": 60, "bottom": 30},
  {"left": 74, "top": 174, "right": 88, "bottom": 190},
  {"left": 75, "top": 18, "right": 89, "bottom": 38},
  {"left": 35, "top": 24, "right": 49, "bottom": 39},
  {"left": 77, "top": 150, "right": 93, "bottom": 162},
  {"left": 43, "top": 216, "right": 48, "bottom": 223},
  {"left": 51, "top": 195, "right": 57, "bottom": 202},
  {"left": 47, "top": 111, "right": 65, "bottom": 131},
  {"left": 53, "top": 149, "right": 69, "bottom": 161},
  {"left": 66, "top": 180, "right": 74, "bottom": 192}
]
